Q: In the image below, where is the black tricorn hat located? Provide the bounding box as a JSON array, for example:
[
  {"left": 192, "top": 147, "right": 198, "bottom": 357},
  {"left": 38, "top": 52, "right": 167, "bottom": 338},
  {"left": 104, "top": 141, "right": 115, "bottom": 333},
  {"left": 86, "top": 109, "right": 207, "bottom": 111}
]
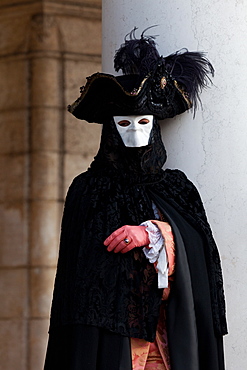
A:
[{"left": 68, "top": 28, "right": 214, "bottom": 123}]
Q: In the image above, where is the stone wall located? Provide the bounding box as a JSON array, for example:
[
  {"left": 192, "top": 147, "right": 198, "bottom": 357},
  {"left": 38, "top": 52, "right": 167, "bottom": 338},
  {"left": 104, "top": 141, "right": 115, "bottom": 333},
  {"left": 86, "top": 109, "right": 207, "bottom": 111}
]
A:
[{"left": 0, "top": 1, "right": 102, "bottom": 368}]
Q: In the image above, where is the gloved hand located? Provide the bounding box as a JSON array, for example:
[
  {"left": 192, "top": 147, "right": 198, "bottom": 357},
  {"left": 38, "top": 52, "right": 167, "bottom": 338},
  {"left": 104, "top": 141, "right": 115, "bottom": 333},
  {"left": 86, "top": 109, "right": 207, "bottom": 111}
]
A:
[{"left": 104, "top": 225, "right": 149, "bottom": 254}]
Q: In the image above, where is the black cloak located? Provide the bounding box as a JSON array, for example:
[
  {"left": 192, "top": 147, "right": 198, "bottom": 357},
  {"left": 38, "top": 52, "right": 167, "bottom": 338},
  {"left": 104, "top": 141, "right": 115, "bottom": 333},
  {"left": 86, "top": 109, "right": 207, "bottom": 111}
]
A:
[{"left": 47, "top": 118, "right": 227, "bottom": 370}]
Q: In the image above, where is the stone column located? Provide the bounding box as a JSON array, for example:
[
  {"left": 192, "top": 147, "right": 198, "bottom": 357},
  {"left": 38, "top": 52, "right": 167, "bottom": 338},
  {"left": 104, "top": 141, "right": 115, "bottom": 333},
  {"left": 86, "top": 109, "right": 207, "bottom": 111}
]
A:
[
  {"left": 0, "top": 4, "right": 31, "bottom": 369},
  {"left": 27, "top": 12, "right": 64, "bottom": 370},
  {"left": 102, "top": 0, "right": 247, "bottom": 368},
  {"left": 0, "top": 1, "right": 102, "bottom": 369}
]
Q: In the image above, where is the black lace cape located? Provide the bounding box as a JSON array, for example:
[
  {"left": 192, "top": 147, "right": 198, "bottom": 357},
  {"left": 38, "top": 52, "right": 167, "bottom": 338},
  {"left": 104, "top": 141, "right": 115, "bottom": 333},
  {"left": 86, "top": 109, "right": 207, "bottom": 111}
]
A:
[{"left": 49, "top": 119, "right": 227, "bottom": 369}]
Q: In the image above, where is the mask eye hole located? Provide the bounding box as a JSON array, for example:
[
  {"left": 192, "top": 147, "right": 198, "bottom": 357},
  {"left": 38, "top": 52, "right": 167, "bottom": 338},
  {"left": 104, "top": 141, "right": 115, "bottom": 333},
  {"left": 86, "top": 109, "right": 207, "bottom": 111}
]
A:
[
  {"left": 117, "top": 120, "right": 131, "bottom": 127},
  {"left": 138, "top": 119, "right": 150, "bottom": 125}
]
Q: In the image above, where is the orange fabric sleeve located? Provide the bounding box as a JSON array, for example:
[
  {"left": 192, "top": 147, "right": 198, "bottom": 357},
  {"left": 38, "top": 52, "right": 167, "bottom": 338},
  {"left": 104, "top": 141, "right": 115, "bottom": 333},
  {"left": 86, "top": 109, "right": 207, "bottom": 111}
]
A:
[{"left": 149, "top": 220, "right": 175, "bottom": 301}]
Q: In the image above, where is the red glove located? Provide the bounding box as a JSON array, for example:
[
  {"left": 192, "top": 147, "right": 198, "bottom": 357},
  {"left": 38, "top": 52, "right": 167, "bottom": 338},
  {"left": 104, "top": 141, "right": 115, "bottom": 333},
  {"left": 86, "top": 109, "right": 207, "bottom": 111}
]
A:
[{"left": 104, "top": 225, "right": 149, "bottom": 254}]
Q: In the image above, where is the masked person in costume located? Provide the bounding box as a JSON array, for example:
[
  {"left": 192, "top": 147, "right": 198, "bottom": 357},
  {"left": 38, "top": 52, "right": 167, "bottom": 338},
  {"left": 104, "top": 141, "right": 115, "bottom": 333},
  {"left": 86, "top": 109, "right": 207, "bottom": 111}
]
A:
[{"left": 44, "top": 29, "right": 227, "bottom": 370}]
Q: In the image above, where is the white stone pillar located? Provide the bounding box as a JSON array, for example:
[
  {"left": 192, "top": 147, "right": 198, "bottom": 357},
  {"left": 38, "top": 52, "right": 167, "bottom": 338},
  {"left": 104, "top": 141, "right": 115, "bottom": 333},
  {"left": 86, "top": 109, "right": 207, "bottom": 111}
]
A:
[{"left": 102, "top": 0, "right": 247, "bottom": 368}]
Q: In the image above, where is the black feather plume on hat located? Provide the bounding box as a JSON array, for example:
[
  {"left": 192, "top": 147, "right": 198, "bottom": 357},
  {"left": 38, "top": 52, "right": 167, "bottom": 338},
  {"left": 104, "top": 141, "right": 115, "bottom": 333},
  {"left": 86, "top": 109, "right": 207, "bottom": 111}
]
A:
[
  {"left": 164, "top": 50, "right": 214, "bottom": 111},
  {"left": 114, "top": 27, "right": 214, "bottom": 113},
  {"left": 114, "top": 26, "right": 160, "bottom": 77}
]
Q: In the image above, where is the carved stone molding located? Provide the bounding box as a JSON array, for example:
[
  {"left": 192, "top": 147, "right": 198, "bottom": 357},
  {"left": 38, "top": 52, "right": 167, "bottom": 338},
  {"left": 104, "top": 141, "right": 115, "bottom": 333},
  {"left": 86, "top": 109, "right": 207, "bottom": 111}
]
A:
[
  {"left": 0, "top": 2, "right": 101, "bottom": 20},
  {"left": 29, "top": 13, "right": 61, "bottom": 51},
  {"left": 31, "top": 13, "right": 56, "bottom": 43}
]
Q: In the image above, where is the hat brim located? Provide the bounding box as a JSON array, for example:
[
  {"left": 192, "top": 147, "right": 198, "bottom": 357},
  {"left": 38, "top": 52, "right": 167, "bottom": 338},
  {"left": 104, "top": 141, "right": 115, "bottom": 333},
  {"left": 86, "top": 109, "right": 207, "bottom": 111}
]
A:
[{"left": 68, "top": 72, "right": 191, "bottom": 123}]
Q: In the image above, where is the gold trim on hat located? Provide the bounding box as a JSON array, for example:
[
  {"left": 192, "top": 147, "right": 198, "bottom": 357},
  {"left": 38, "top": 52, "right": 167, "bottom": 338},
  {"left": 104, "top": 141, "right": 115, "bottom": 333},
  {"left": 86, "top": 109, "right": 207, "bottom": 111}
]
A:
[{"left": 174, "top": 80, "right": 192, "bottom": 109}]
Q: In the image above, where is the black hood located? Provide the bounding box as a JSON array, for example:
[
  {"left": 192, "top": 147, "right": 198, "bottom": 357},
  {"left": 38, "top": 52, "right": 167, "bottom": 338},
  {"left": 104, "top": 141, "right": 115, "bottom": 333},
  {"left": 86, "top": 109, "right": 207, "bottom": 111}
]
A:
[{"left": 90, "top": 117, "right": 167, "bottom": 175}]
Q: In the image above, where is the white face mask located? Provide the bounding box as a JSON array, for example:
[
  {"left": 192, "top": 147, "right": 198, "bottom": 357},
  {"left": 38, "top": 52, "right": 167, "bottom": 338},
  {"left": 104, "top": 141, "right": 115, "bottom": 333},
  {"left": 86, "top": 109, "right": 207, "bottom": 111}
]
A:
[{"left": 113, "top": 115, "right": 153, "bottom": 147}]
